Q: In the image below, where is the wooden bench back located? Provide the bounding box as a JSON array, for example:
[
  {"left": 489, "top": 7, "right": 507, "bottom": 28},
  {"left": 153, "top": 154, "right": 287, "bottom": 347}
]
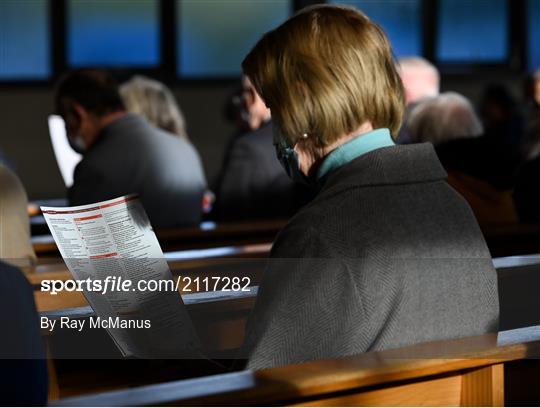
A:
[
  {"left": 43, "top": 253, "right": 540, "bottom": 403},
  {"left": 32, "top": 219, "right": 286, "bottom": 257},
  {"left": 52, "top": 325, "right": 540, "bottom": 406}
]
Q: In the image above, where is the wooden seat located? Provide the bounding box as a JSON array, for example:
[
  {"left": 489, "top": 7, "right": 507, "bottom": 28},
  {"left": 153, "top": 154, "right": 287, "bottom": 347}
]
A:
[
  {"left": 34, "top": 251, "right": 540, "bottom": 331},
  {"left": 30, "top": 243, "right": 270, "bottom": 312},
  {"left": 42, "top": 288, "right": 257, "bottom": 351},
  {"left": 33, "top": 221, "right": 540, "bottom": 259},
  {"left": 41, "top": 252, "right": 540, "bottom": 402},
  {"left": 51, "top": 324, "right": 540, "bottom": 406},
  {"left": 43, "top": 288, "right": 258, "bottom": 399},
  {"left": 482, "top": 223, "right": 540, "bottom": 257},
  {"left": 32, "top": 219, "right": 286, "bottom": 258}
]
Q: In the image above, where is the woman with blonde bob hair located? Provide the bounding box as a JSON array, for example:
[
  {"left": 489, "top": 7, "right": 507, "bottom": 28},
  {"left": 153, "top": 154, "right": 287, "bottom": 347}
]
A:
[
  {"left": 240, "top": 5, "right": 498, "bottom": 369},
  {"left": 120, "top": 75, "right": 188, "bottom": 139}
]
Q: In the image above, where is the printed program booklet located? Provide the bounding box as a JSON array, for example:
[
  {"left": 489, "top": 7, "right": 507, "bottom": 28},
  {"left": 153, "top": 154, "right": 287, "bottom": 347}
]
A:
[{"left": 41, "top": 194, "right": 201, "bottom": 358}]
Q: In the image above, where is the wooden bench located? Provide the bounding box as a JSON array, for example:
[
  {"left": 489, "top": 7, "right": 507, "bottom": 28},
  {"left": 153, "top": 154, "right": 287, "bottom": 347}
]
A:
[
  {"left": 41, "top": 253, "right": 540, "bottom": 402},
  {"left": 43, "top": 288, "right": 258, "bottom": 399},
  {"left": 32, "top": 219, "right": 286, "bottom": 258},
  {"left": 494, "top": 254, "right": 540, "bottom": 331},
  {"left": 31, "top": 242, "right": 270, "bottom": 276},
  {"left": 483, "top": 223, "right": 540, "bottom": 257},
  {"left": 34, "top": 252, "right": 540, "bottom": 329},
  {"left": 30, "top": 243, "right": 270, "bottom": 312},
  {"left": 51, "top": 324, "right": 540, "bottom": 406},
  {"left": 42, "top": 288, "right": 257, "bottom": 353},
  {"left": 33, "top": 221, "right": 540, "bottom": 259}
]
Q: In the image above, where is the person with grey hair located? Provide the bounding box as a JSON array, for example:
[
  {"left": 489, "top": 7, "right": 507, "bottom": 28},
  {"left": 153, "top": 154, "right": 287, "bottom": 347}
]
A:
[
  {"left": 395, "top": 57, "right": 440, "bottom": 144},
  {"left": 409, "top": 93, "right": 517, "bottom": 225},
  {"left": 408, "top": 92, "right": 483, "bottom": 145},
  {"left": 120, "top": 75, "right": 188, "bottom": 139}
]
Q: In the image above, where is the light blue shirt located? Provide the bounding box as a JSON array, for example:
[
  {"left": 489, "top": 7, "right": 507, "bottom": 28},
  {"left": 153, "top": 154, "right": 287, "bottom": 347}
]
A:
[{"left": 318, "top": 128, "right": 395, "bottom": 180}]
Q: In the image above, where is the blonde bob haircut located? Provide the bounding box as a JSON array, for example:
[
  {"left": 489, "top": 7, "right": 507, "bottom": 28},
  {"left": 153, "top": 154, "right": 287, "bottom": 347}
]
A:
[
  {"left": 242, "top": 4, "right": 405, "bottom": 151},
  {"left": 120, "top": 75, "right": 188, "bottom": 139}
]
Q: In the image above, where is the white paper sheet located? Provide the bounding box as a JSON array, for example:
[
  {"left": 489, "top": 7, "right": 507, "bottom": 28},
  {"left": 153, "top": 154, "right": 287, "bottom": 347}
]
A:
[
  {"left": 41, "top": 195, "right": 201, "bottom": 358},
  {"left": 48, "top": 114, "right": 82, "bottom": 188}
]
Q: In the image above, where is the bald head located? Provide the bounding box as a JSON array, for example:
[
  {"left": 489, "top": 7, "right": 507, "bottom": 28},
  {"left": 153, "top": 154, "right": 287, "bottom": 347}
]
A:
[{"left": 398, "top": 57, "right": 440, "bottom": 105}]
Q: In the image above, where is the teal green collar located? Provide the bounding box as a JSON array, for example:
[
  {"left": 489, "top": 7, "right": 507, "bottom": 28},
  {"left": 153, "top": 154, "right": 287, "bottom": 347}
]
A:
[{"left": 318, "top": 128, "right": 395, "bottom": 180}]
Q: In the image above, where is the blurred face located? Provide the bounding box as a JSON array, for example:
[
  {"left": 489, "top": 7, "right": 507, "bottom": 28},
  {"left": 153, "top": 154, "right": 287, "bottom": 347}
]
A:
[
  {"left": 241, "top": 76, "right": 271, "bottom": 131},
  {"left": 63, "top": 107, "right": 81, "bottom": 139},
  {"left": 59, "top": 101, "right": 100, "bottom": 152},
  {"left": 534, "top": 79, "right": 540, "bottom": 105},
  {"left": 400, "top": 67, "right": 439, "bottom": 105}
]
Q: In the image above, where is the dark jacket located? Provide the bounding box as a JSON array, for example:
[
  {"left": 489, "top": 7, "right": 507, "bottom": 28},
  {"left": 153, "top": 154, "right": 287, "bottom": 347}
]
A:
[
  {"left": 433, "top": 137, "right": 521, "bottom": 225},
  {"left": 69, "top": 114, "right": 207, "bottom": 228},
  {"left": 514, "top": 156, "right": 540, "bottom": 223},
  {"left": 0, "top": 261, "right": 48, "bottom": 405},
  {"left": 243, "top": 143, "right": 499, "bottom": 369},
  {"left": 215, "top": 121, "right": 314, "bottom": 220},
  {"left": 435, "top": 135, "right": 521, "bottom": 190}
]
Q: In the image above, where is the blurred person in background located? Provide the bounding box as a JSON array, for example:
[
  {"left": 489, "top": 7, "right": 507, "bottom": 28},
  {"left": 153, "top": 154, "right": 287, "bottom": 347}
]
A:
[
  {"left": 120, "top": 75, "right": 215, "bottom": 214},
  {"left": 239, "top": 75, "right": 272, "bottom": 132},
  {"left": 408, "top": 92, "right": 482, "bottom": 145},
  {"left": 120, "top": 75, "right": 188, "bottom": 139},
  {"left": 0, "top": 261, "right": 48, "bottom": 405},
  {"left": 520, "top": 119, "right": 540, "bottom": 162},
  {"left": 56, "top": 69, "right": 207, "bottom": 228},
  {"left": 399, "top": 57, "right": 440, "bottom": 105},
  {"left": 408, "top": 92, "right": 518, "bottom": 225},
  {"left": 534, "top": 70, "right": 540, "bottom": 105},
  {"left": 523, "top": 69, "right": 540, "bottom": 130},
  {"left": 0, "top": 163, "right": 36, "bottom": 268},
  {"left": 395, "top": 57, "right": 440, "bottom": 144},
  {"left": 514, "top": 120, "right": 540, "bottom": 223},
  {"left": 479, "top": 83, "right": 524, "bottom": 147},
  {"left": 220, "top": 76, "right": 273, "bottom": 159},
  {"left": 215, "top": 76, "right": 314, "bottom": 220}
]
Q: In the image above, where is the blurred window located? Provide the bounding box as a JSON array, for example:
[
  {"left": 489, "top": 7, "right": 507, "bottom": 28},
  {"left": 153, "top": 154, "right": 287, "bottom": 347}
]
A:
[
  {"left": 0, "top": 0, "right": 50, "bottom": 80},
  {"left": 528, "top": 0, "right": 540, "bottom": 71},
  {"left": 436, "top": 0, "right": 508, "bottom": 62},
  {"left": 177, "top": 0, "right": 291, "bottom": 77},
  {"left": 330, "top": 0, "right": 422, "bottom": 57},
  {"left": 67, "top": 0, "right": 160, "bottom": 67}
]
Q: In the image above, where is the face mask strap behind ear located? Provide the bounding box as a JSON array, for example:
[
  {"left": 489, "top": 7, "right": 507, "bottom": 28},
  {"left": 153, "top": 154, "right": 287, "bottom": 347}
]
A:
[{"left": 272, "top": 124, "right": 314, "bottom": 185}]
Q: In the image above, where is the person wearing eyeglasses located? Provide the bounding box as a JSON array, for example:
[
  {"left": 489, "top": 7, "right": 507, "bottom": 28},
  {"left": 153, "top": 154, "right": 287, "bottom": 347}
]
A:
[{"left": 215, "top": 76, "right": 314, "bottom": 220}]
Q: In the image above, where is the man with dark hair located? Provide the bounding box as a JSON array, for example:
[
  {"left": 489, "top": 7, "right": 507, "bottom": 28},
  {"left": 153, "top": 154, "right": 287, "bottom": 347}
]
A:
[{"left": 55, "top": 69, "right": 207, "bottom": 227}]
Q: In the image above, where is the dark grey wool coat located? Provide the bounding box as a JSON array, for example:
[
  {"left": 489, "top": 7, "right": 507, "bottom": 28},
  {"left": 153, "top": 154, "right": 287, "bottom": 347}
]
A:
[{"left": 243, "top": 143, "right": 499, "bottom": 369}]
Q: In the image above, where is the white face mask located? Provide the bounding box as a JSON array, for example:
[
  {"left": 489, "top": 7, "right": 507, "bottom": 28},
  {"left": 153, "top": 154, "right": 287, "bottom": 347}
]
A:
[{"left": 68, "top": 134, "right": 87, "bottom": 154}]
